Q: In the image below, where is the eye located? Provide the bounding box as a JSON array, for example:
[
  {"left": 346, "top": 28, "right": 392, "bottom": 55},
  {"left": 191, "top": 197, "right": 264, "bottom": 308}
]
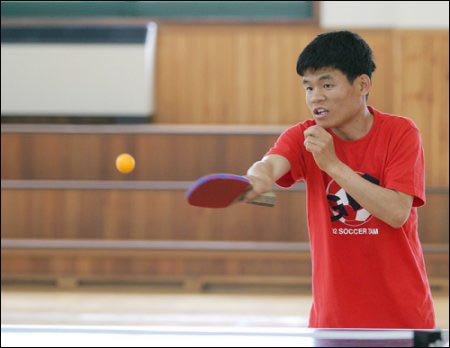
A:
[
  {"left": 324, "top": 84, "right": 334, "bottom": 89},
  {"left": 305, "top": 86, "right": 313, "bottom": 91}
]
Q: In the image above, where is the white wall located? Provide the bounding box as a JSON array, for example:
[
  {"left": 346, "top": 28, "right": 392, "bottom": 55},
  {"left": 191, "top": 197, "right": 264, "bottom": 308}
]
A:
[
  {"left": 1, "top": 44, "right": 151, "bottom": 116},
  {"left": 321, "top": 1, "right": 449, "bottom": 29},
  {"left": 1, "top": 22, "right": 157, "bottom": 117}
]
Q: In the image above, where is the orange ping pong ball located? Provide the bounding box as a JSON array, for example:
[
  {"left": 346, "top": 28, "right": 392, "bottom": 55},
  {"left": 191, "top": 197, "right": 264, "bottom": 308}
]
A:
[{"left": 115, "top": 153, "right": 135, "bottom": 174}]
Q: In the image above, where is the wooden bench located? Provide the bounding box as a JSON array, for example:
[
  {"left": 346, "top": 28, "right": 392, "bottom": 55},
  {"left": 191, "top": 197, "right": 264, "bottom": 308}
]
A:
[{"left": 2, "top": 239, "right": 448, "bottom": 294}]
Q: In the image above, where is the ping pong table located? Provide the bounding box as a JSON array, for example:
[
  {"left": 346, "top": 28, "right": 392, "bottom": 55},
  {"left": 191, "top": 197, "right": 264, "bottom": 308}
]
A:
[{"left": 1, "top": 325, "right": 448, "bottom": 347}]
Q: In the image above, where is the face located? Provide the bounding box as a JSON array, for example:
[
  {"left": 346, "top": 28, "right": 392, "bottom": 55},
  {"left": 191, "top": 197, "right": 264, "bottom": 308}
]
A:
[{"left": 302, "top": 68, "right": 370, "bottom": 129}]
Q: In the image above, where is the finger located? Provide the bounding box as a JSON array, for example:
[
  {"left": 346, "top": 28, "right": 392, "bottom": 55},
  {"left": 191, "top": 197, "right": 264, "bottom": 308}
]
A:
[
  {"left": 304, "top": 125, "right": 328, "bottom": 139},
  {"left": 243, "top": 179, "right": 261, "bottom": 200},
  {"left": 304, "top": 141, "right": 322, "bottom": 153},
  {"left": 304, "top": 125, "right": 324, "bottom": 137},
  {"left": 303, "top": 128, "right": 316, "bottom": 138},
  {"left": 242, "top": 189, "right": 260, "bottom": 203},
  {"left": 304, "top": 136, "right": 325, "bottom": 148}
]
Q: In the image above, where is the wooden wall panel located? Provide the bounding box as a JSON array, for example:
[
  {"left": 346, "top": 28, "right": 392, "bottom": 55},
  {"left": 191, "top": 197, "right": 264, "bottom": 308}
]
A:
[
  {"left": 1, "top": 245, "right": 447, "bottom": 292},
  {"left": 156, "top": 26, "right": 438, "bottom": 126},
  {"left": 3, "top": 123, "right": 448, "bottom": 186},
  {"left": 1, "top": 247, "right": 313, "bottom": 291},
  {"left": 1, "top": 131, "right": 280, "bottom": 180},
  {"left": 156, "top": 26, "right": 396, "bottom": 125},
  {"left": 155, "top": 25, "right": 449, "bottom": 186},
  {"left": 1, "top": 188, "right": 447, "bottom": 244},
  {"left": 418, "top": 192, "right": 449, "bottom": 244},
  {"left": 1, "top": 189, "right": 309, "bottom": 243},
  {"left": 392, "top": 30, "right": 449, "bottom": 187},
  {"left": 2, "top": 249, "right": 445, "bottom": 280}
]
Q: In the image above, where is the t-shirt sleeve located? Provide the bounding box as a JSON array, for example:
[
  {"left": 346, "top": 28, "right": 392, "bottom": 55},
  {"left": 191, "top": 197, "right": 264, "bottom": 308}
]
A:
[
  {"left": 265, "top": 125, "right": 306, "bottom": 188},
  {"left": 384, "top": 126, "right": 425, "bottom": 207}
]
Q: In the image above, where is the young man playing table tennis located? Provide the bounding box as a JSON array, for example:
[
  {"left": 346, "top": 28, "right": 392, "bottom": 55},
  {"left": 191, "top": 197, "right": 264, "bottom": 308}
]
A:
[{"left": 244, "top": 31, "right": 435, "bottom": 329}]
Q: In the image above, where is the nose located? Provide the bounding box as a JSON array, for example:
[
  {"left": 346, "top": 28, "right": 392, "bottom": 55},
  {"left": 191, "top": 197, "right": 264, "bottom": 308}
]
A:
[{"left": 309, "top": 90, "right": 326, "bottom": 104}]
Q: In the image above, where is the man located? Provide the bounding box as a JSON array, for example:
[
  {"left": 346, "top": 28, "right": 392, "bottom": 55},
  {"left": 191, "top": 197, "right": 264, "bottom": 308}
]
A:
[{"left": 244, "top": 31, "right": 435, "bottom": 329}]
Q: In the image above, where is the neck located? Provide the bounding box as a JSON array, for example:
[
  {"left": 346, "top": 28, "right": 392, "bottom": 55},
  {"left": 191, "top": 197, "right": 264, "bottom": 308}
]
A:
[{"left": 332, "top": 107, "right": 374, "bottom": 141}]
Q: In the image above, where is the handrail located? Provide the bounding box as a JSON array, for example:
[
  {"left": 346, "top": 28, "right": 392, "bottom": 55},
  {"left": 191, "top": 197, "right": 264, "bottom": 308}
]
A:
[
  {"left": 1, "top": 239, "right": 448, "bottom": 254},
  {"left": 1, "top": 124, "right": 288, "bottom": 135},
  {"left": 1, "top": 239, "right": 309, "bottom": 251}
]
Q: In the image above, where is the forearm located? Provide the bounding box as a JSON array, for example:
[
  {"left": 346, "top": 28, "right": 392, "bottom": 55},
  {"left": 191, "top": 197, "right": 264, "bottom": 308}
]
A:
[
  {"left": 327, "top": 162, "right": 412, "bottom": 228},
  {"left": 245, "top": 155, "right": 291, "bottom": 198},
  {"left": 247, "top": 161, "right": 275, "bottom": 182},
  {"left": 247, "top": 155, "right": 291, "bottom": 183}
]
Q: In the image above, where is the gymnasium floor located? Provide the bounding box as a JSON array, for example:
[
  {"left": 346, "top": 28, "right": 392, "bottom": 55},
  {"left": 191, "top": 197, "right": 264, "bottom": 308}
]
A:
[{"left": 1, "top": 287, "right": 448, "bottom": 329}]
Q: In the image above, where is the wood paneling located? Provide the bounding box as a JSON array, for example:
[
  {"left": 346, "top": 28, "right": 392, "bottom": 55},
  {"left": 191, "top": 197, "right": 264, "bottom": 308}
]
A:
[
  {"left": 155, "top": 26, "right": 448, "bottom": 126},
  {"left": 392, "top": 30, "right": 449, "bottom": 187},
  {"left": 2, "top": 123, "right": 448, "bottom": 186},
  {"left": 1, "top": 247, "right": 313, "bottom": 291},
  {"left": 1, "top": 128, "right": 280, "bottom": 181},
  {"left": 1, "top": 187, "right": 447, "bottom": 244},
  {"left": 1, "top": 189, "right": 309, "bottom": 242},
  {"left": 2, "top": 183, "right": 447, "bottom": 291},
  {"left": 1, "top": 245, "right": 447, "bottom": 293},
  {"left": 156, "top": 25, "right": 396, "bottom": 125},
  {"left": 419, "top": 192, "right": 449, "bottom": 244},
  {"left": 155, "top": 25, "right": 449, "bottom": 186}
]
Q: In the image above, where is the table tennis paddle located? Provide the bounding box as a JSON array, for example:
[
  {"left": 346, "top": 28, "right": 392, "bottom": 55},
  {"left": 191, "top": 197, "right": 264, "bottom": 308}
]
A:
[{"left": 186, "top": 173, "right": 276, "bottom": 208}]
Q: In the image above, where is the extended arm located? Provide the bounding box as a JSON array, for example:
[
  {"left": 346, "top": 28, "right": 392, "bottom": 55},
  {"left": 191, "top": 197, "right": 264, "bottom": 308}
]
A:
[{"left": 244, "top": 154, "right": 291, "bottom": 201}]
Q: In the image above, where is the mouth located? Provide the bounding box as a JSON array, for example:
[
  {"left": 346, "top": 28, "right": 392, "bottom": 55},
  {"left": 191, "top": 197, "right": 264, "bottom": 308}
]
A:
[{"left": 313, "top": 107, "right": 329, "bottom": 119}]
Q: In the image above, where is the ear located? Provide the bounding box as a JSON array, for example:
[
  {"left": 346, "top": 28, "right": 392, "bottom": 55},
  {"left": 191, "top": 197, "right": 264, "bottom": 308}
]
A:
[{"left": 357, "top": 74, "right": 372, "bottom": 97}]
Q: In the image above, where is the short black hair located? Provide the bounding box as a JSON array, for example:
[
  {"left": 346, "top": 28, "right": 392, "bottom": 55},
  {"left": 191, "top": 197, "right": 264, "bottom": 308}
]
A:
[{"left": 296, "top": 31, "right": 376, "bottom": 83}]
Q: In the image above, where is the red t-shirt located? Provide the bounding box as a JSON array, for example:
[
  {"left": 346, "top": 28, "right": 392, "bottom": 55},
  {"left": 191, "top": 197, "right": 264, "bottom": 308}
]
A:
[{"left": 266, "top": 106, "right": 435, "bottom": 329}]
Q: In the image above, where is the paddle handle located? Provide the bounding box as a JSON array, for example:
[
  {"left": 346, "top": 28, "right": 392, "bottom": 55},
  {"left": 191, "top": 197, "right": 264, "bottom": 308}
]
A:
[{"left": 247, "top": 191, "right": 276, "bottom": 207}]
